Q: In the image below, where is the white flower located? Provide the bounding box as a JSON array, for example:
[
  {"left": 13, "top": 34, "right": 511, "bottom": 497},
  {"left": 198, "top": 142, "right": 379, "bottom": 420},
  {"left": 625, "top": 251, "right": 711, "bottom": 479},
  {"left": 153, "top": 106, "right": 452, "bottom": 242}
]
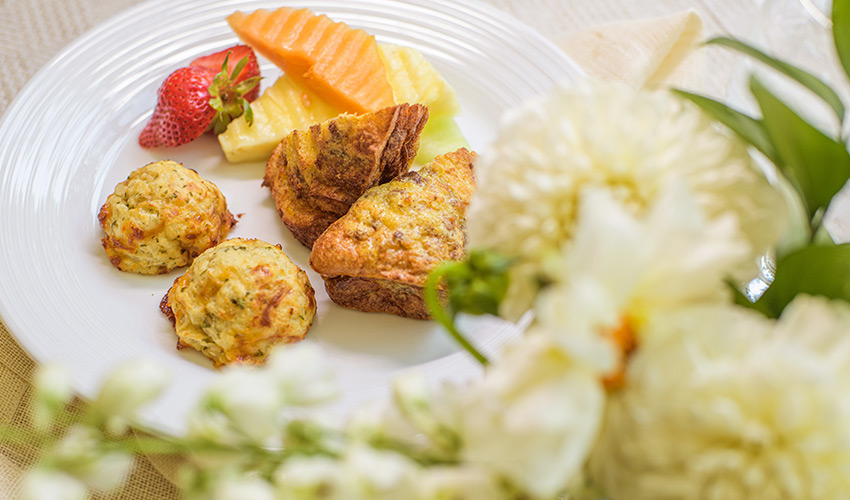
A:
[
  {"left": 467, "top": 80, "right": 786, "bottom": 318},
  {"left": 342, "top": 444, "right": 421, "bottom": 500},
  {"left": 212, "top": 476, "right": 276, "bottom": 500},
  {"left": 20, "top": 469, "right": 88, "bottom": 500},
  {"left": 48, "top": 425, "right": 133, "bottom": 492},
  {"left": 274, "top": 455, "right": 346, "bottom": 500},
  {"left": 266, "top": 342, "right": 338, "bottom": 406},
  {"left": 458, "top": 335, "right": 605, "bottom": 498},
  {"left": 531, "top": 185, "right": 751, "bottom": 373},
  {"left": 417, "top": 465, "right": 509, "bottom": 500},
  {"left": 590, "top": 296, "right": 850, "bottom": 500},
  {"left": 33, "top": 364, "right": 73, "bottom": 430},
  {"left": 90, "top": 360, "right": 170, "bottom": 433},
  {"left": 189, "top": 367, "right": 283, "bottom": 445}
]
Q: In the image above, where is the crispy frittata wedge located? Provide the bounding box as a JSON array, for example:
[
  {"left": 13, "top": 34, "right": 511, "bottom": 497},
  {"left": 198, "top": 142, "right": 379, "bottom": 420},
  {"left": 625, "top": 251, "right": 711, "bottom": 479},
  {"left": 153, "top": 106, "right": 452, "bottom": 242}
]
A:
[
  {"left": 263, "top": 103, "right": 428, "bottom": 247},
  {"left": 309, "top": 148, "right": 476, "bottom": 319}
]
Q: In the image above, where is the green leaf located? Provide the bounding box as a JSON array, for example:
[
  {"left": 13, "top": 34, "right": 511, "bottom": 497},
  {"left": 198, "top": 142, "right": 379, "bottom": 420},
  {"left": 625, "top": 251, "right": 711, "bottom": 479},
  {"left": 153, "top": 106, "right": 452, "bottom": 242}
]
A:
[
  {"left": 750, "top": 75, "right": 850, "bottom": 219},
  {"left": 833, "top": 0, "right": 850, "bottom": 85},
  {"left": 707, "top": 36, "right": 845, "bottom": 122},
  {"left": 673, "top": 89, "right": 780, "bottom": 164},
  {"left": 754, "top": 243, "right": 850, "bottom": 317}
]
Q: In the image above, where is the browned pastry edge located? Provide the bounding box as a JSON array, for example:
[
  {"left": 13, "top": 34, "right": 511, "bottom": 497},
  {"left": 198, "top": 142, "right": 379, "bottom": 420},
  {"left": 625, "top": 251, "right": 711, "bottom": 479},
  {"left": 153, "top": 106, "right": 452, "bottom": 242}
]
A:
[
  {"left": 378, "top": 103, "right": 429, "bottom": 183},
  {"left": 262, "top": 103, "right": 429, "bottom": 249},
  {"left": 323, "top": 275, "right": 433, "bottom": 320}
]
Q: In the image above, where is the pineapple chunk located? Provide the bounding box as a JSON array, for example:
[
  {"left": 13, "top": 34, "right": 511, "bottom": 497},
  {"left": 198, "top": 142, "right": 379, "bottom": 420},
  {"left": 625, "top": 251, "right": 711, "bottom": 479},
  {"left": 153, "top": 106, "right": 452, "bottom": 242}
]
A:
[
  {"left": 378, "top": 44, "right": 461, "bottom": 117},
  {"left": 219, "top": 74, "right": 341, "bottom": 163}
]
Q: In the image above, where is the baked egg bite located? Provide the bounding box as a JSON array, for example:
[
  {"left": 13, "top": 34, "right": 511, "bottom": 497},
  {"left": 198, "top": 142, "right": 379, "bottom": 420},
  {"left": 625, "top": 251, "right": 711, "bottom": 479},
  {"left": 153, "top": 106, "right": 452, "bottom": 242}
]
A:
[
  {"left": 160, "top": 238, "right": 316, "bottom": 367},
  {"left": 98, "top": 160, "right": 236, "bottom": 274}
]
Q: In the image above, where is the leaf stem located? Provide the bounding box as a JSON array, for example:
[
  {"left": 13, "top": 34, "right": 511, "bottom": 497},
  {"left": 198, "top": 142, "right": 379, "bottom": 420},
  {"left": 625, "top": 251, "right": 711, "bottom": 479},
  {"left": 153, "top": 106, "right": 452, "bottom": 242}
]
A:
[{"left": 424, "top": 265, "right": 490, "bottom": 366}]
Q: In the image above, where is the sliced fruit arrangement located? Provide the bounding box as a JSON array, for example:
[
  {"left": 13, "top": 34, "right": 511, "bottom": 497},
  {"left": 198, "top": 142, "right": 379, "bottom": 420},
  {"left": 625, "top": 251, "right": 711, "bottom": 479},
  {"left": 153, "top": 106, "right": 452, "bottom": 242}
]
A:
[
  {"left": 378, "top": 44, "right": 468, "bottom": 164},
  {"left": 218, "top": 74, "right": 342, "bottom": 163},
  {"left": 139, "top": 45, "right": 261, "bottom": 148},
  {"left": 227, "top": 7, "right": 395, "bottom": 114},
  {"left": 219, "top": 36, "right": 467, "bottom": 165}
]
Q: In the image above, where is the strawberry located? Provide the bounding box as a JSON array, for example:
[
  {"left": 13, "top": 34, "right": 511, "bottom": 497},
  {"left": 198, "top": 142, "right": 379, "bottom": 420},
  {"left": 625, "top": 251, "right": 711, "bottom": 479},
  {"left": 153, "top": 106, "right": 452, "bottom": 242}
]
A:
[
  {"left": 139, "top": 46, "right": 261, "bottom": 148},
  {"left": 190, "top": 45, "right": 261, "bottom": 102}
]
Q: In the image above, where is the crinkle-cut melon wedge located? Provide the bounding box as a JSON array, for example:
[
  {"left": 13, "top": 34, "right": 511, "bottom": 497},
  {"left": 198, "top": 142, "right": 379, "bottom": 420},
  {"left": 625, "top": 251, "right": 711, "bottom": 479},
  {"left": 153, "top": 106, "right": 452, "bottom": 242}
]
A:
[
  {"left": 415, "top": 115, "right": 469, "bottom": 166},
  {"left": 378, "top": 44, "right": 461, "bottom": 117},
  {"left": 227, "top": 7, "right": 395, "bottom": 114},
  {"left": 218, "top": 74, "right": 341, "bottom": 163}
]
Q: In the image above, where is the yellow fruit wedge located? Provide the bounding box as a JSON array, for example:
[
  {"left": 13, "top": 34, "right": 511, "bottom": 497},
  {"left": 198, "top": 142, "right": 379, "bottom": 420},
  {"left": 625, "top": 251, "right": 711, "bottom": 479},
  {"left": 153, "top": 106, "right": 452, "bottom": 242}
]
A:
[
  {"left": 378, "top": 44, "right": 461, "bottom": 117},
  {"left": 414, "top": 115, "right": 469, "bottom": 166},
  {"left": 218, "top": 74, "right": 342, "bottom": 163}
]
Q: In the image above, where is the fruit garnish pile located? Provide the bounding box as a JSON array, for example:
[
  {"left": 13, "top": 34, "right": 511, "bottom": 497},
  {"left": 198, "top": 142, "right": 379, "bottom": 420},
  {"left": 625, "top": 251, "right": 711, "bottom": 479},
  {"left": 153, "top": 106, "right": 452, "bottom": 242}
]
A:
[
  {"left": 139, "top": 45, "right": 261, "bottom": 148},
  {"left": 138, "top": 6, "right": 468, "bottom": 165}
]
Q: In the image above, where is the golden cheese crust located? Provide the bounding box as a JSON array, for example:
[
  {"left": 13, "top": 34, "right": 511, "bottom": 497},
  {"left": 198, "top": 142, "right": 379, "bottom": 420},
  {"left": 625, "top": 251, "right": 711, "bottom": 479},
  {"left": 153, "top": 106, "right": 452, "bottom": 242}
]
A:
[
  {"left": 262, "top": 103, "right": 428, "bottom": 248},
  {"left": 98, "top": 160, "right": 236, "bottom": 275},
  {"left": 161, "top": 238, "right": 316, "bottom": 368},
  {"left": 309, "top": 148, "right": 476, "bottom": 319}
]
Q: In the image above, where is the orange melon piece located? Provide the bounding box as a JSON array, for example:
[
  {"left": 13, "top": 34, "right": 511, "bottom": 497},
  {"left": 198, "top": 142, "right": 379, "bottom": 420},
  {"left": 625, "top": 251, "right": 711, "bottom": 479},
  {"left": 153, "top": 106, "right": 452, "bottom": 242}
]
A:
[{"left": 227, "top": 7, "right": 395, "bottom": 114}]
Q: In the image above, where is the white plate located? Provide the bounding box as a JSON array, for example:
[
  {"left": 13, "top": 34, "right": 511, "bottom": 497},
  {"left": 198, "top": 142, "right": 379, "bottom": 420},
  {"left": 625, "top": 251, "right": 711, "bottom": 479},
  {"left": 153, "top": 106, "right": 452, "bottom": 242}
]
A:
[{"left": 0, "top": 0, "right": 581, "bottom": 436}]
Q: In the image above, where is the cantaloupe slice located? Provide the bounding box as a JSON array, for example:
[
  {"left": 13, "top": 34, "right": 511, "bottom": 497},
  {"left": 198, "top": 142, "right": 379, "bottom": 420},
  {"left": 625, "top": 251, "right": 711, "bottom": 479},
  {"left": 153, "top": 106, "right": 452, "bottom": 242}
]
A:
[
  {"left": 227, "top": 7, "right": 395, "bottom": 114},
  {"left": 218, "top": 74, "right": 342, "bottom": 163}
]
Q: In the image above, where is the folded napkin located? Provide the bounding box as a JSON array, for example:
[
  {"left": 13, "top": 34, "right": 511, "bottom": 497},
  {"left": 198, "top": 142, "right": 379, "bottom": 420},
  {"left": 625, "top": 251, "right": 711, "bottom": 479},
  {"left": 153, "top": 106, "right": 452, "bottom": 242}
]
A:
[
  {"left": 0, "top": 7, "right": 709, "bottom": 499},
  {"left": 555, "top": 10, "right": 705, "bottom": 90}
]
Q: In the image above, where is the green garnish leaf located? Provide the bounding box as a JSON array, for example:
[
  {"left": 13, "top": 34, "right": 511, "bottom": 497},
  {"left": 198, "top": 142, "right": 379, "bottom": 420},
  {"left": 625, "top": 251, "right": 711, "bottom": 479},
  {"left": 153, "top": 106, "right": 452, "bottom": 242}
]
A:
[
  {"left": 673, "top": 89, "right": 779, "bottom": 164},
  {"left": 749, "top": 75, "right": 850, "bottom": 220},
  {"left": 752, "top": 243, "right": 850, "bottom": 317},
  {"left": 707, "top": 36, "right": 845, "bottom": 122}
]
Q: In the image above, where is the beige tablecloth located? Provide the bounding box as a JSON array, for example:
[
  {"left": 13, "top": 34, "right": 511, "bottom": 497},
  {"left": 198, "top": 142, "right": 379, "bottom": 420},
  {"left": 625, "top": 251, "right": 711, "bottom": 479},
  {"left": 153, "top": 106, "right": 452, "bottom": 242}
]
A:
[{"left": 0, "top": 0, "right": 836, "bottom": 497}]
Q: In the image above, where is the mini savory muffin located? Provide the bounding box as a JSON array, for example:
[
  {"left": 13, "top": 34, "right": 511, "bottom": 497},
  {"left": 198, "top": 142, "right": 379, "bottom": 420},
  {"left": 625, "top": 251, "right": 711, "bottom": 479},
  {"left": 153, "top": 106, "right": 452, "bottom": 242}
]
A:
[
  {"left": 263, "top": 103, "right": 428, "bottom": 248},
  {"left": 309, "top": 148, "right": 476, "bottom": 319},
  {"left": 98, "top": 160, "right": 236, "bottom": 274},
  {"left": 160, "top": 238, "right": 316, "bottom": 367}
]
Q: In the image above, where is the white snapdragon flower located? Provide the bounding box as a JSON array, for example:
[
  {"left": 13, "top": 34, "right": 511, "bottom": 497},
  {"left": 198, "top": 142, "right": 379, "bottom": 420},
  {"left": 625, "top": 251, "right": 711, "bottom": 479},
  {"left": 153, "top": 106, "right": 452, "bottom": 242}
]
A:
[
  {"left": 212, "top": 476, "right": 276, "bottom": 500},
  {"left": 459, "top": 335, "right": 605, "bottom": 498},
  {"left": 188, "top": 367, "right": 283, "bottom": 446},
  {"left": 20, "top": 469, "right": 88, "bottom": 500},
  {"left": 266, "top": 343, "right": 338, "bottom": 406},
  {"left": 32, "top": 364, "right": 73, "bottom": 430},
  {"left": 342, "top": 444, "right": 421, "bottom": 500},
  {"left": 417, "top": 465, "right": 509, "bottom": 500},
  {"left": 47, "top": 425, "right": 133, "bottom": 492},
  {"left": 590, "top": 296, "right": 850, "bottom": 499},
  {"left": 89, "top": 360, "right": 170, "bottom": 433},
  {"left": 274, "top": 455, "right": 346, "bottom": 500},
  {"left": 467, "top": 80, "right": 786, "bottom": 318}
]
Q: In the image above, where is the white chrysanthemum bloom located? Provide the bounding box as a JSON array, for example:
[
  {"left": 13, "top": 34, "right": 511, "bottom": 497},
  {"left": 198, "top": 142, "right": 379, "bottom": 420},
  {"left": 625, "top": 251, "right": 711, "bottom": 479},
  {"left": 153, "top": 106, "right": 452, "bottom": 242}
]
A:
[
  {"left": 590, "top": 296, "right": 850, "bottom": 500},
  {"left": 458, "top": 335, "right": 605, "bottom": 498},
  {"left": 467, "top": 80, "right": 787, "bottom": 318},
  {"left": 530, "top": 185, "right": 750, "bottom": 374}
]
